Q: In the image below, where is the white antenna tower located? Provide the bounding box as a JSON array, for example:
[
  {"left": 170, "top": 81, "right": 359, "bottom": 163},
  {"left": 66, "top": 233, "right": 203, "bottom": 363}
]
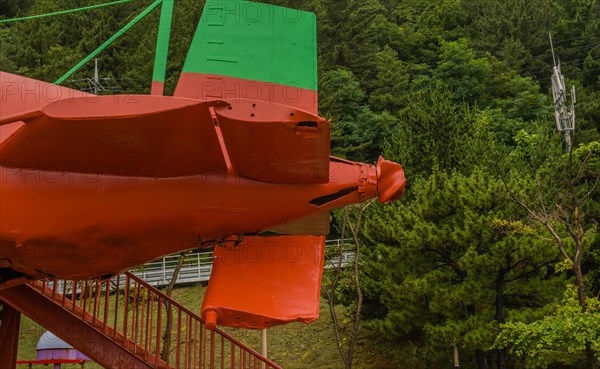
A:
[{"left": 549, "top": 32, "right": 576, "bottom": 151}]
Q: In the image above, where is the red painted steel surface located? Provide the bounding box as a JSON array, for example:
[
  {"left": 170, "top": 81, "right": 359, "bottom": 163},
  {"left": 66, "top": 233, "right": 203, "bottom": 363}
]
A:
[
  {"left": 0, "top": 72, "right": 90, "bottom": 119},
  {"left": 216, "top": 99, "right": 330, "bottom": 184},
  {"left": 0, "top": 156, "right": 385, "bottom": 280},
  {"left": 0, "top": 72, "right": 90, "bottom": 146},
  {"left": 376, "top": 156, "right": 406, "bottom": 204},
  {"left": 0, "top": 122, "right": 25, "bottom": 144},
  {"left": 0, "top": 72, "right": 405, "bottom": 331},
  {"left": 1, "top": 95, "right": 227, "bottom": 177},
  {"left": 175, "top": 73, "right": 318, "bottom": 114},
  {"left": 0, "top": 81, "right": 403, "bottom": 281},
  {"left": 202, "top": 235, "right": 325, "bottom": 329},
  {"left": 0, "top": 302, "right": 21, "bottom": 369},
  {"left": 150, "top": 81, "right": 165, "bottom": 96}
]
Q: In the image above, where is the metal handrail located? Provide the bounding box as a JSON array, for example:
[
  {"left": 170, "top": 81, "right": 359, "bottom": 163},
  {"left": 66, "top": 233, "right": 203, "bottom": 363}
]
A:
[
  {"left": 130, "top": 239, "right": 355, "bottom": 289},
  {"left": 31, "top": 273, "right": 282, "bottom": 369}
]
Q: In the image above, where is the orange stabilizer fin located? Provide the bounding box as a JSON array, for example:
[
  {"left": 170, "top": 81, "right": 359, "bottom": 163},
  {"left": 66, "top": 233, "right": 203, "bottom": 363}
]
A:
[
  {"left": 201, "top": 235, "right": 325, "bottom": 330},
  {"left": 0, "top": 72, "right": 91, "bottom": 145},
  {"left": 0, "top": 95, "right": 228, "bottom": 177},
  {"left": 215, "top": 99, "right": 330, "bottom": 184}
]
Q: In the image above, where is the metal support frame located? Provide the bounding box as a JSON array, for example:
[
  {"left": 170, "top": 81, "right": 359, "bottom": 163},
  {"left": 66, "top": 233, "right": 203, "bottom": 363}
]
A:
[
  {"left": 55, "top": 0, "right": 164, "bottom": 85},
  {"left": 0, "top": 301, "right": 21, "bottom": 369},
  {"left": 0, "top": 285, "right": 154, "bottom": 369},
  {"left": 151, "top": 0, "right": 174, "bottom": 95},
  {"left": 0, "top": 274, "right": 282, "bottom": 369},
  {"left": 0, "top": 0, "right": 132, "bottom": 24}
]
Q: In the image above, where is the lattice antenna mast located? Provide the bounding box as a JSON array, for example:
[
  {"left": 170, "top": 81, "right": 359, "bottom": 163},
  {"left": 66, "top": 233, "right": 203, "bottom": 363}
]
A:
[
  {"left": 69, "top": 58, "right": 113, "bottom": 94},
  {"left": 549, "top": 32, "right": 576, "bottom": 151},
  {"left": 88, "top": 58, "right": 110, "bottom": 94}
]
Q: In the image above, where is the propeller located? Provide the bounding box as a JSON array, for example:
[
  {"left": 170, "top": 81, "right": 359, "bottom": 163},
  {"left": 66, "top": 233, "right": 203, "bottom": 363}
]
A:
[{"left": 376, "top": 156, "right": 406, "bottom": 204}]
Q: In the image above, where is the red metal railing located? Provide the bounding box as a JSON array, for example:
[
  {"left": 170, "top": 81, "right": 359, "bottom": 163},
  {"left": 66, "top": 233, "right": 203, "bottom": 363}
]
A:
[{"left": 30, "top": 273, "right": 281, "bottom": 369}]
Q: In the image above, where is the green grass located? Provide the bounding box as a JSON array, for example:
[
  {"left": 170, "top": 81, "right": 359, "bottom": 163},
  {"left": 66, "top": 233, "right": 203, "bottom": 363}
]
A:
[{"left": 17, "top": 284, "right": 398, "bottom": 369}]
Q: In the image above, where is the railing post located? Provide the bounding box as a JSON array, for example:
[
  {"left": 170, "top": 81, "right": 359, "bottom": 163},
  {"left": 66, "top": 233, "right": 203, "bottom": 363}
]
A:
[
  {"left": 162, "top": 256, "right": 167, "bottom": 285},
  {"left": 123, "top": 276, "right": 130, "bottom": 340},
  {"left": 156, "top": 296, "right": 162, "bottom": 367},
  {"left": 197, "top": 253, "right": 201, "bottom": 281},
  {"left": 210, "top": 330, "right": 215, "bottom": 369},
  {"left": 261, "top": 329, "right": 268, "bottom": 368}
]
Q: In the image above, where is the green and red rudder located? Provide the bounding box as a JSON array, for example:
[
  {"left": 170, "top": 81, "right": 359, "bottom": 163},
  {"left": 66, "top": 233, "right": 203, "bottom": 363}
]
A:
[{"left": 175, "top": 0, "right": 318, "bottom": 114}]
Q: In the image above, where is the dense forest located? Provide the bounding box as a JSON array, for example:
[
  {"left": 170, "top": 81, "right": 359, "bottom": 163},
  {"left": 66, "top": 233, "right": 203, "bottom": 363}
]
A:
[{"left": 1, "top": 0, "right": 600, "bottom": 368}]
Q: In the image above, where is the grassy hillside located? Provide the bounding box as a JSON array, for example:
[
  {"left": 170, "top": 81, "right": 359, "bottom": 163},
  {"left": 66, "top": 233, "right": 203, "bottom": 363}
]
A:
[{"left": 16, "top": 283, "right": 399, "bottom": 369}]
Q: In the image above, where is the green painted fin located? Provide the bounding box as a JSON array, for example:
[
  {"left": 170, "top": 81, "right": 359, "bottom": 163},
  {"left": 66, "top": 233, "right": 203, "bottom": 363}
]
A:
[{"left": 181, "top": 0, "right": 317, "bottom": 91}]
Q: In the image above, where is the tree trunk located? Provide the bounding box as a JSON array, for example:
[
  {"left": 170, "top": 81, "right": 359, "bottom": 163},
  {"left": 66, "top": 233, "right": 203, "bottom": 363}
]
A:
[
  {"left": 496, "top": 349, "right": 508, "bottom": 369},
  {"left": 160, "top": 253, "right": 186, "bottom": 360},
  {"left": 574, "top": 258, "right": 587, "bottom": 312},
  {"left": 327, "top": 203, "right": 372, "bottom": 369},
  {"left": 494, "top": 270, "right": 507, "bottom": 369},
  {"left": 587, "top": 343, "right": 598, "bottom": 369},
  {"left": 476, "top": 350, "right": 489, "bottom": 369},
  {"left": 589, "top": 349, "right": 598, "bottom": 369}
]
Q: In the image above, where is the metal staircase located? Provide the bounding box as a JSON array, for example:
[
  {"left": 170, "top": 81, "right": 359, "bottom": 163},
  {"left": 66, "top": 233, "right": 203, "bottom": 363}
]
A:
[{"left": 0, "top": 272, "right": 281, "bottom": 369}]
